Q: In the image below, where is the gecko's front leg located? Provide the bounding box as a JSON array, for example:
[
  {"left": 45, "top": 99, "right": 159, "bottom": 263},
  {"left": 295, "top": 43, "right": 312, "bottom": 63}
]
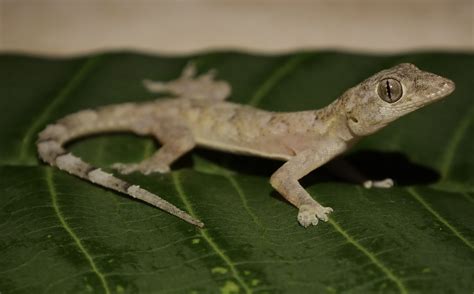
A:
[{"left": 270, "top": 142, "right": 346, "bottom": 227}]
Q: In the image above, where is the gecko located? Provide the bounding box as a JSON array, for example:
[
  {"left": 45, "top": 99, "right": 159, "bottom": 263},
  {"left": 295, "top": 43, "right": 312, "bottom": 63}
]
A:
[{"left": 37, "top": 62, "right": 455, "bottom": 228}]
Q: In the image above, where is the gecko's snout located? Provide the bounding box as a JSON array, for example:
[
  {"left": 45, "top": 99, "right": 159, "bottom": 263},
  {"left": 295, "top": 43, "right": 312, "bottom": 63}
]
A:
[
  {"left": 442, "top": 78, "right": 455, "bottom": 95},
  {"left": 410, "top": 69, "right": 456, "bottom": 106},
  {"left": 426, "top": 76, "right": 455, "bottom": 101}
]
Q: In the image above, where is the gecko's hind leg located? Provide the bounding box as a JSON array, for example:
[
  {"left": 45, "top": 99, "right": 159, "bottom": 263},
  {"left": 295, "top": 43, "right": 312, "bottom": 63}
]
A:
[
  {"left": 143, "top": 62, "right": 231, "bottom": 101},
  {"left": 113, "top": 121, "right": 195, "bottom": 175}
]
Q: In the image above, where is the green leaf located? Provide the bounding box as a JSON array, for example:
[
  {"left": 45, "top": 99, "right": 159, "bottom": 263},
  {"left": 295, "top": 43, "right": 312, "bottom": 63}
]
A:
[{"left": 1, "top": 52, "right": 473, "bottom": 293}]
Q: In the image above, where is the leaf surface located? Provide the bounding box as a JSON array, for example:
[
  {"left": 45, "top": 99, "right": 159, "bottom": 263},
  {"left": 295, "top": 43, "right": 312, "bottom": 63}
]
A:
[{"left": 0, "top": 52, "right": 473, "bottom": 293}]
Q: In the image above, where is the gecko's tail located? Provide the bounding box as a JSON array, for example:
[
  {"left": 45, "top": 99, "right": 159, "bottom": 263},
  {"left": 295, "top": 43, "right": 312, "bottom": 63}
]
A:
[{"left": 36, "top": 108, "right": 204, "bottom": 228}]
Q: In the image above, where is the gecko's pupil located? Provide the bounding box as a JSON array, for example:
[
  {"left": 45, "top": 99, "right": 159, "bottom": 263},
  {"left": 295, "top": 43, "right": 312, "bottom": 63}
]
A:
[
  {"left": 378, "top": 78, "right": 402, "bottom": 103},
  {"left": 386, "top": 80, "right": 392, "bottom": 99}
]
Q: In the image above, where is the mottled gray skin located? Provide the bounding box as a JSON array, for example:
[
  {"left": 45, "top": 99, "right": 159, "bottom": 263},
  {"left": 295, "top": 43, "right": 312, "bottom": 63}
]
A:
[{"left": 37, "top": 63, "right": 455, "bottom": 228}]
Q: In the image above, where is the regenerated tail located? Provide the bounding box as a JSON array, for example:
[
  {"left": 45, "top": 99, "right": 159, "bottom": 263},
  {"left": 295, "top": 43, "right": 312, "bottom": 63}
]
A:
[{"left": 37, "top": 107, "right": 204, "bottom": 228}]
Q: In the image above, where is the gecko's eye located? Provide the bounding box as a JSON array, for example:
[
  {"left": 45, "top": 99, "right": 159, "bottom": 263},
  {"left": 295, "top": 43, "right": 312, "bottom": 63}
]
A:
[{"left": 377, "top": 78, "right": 402, "bottom": 103}]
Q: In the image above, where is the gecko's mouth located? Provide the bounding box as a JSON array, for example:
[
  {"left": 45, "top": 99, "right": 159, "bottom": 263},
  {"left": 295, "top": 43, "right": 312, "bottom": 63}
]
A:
[
  {"left": 414, "top": 80, "right": 455, "bottom": 109},
  {"left": 426, "top": 78, "right": 455, "bottom": 101}
]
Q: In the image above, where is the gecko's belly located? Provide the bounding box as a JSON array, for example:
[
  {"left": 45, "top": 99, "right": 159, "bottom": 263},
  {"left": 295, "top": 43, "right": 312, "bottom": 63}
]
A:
[{"left": 195, "top": 136, "right": 292, "bottom": 161}]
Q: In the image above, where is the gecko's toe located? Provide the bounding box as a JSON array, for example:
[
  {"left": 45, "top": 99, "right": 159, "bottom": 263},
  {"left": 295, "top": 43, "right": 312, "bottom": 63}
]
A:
[
  {"left": 364, "top": 178, "right": 394, "bottom": 189},
  {"left": 111, "top": 163, "right": 137, "bottom": 175},
  {"left": 373, "top": 178, "right": 394, "bottom": 188},
  {"left": 298, "top": 204, "right": 333, "bottom": 228},
  {"left": 298, "top": 204, "right": 333, "bottom": 227},
  {"left": 315, "top": 206, "right": 333, "bottom": 222},
  {"left": 142, "top": 164, "right": 170, "bottom": 175},
  {"left": 143, "top": 80, "right": 168, "bottom": 93},
  {"left": 298, "top": 209, "right": 318, "bottom": 227}
]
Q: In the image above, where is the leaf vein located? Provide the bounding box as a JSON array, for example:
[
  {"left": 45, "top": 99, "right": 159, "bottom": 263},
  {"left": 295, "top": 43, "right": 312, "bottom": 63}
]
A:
[
  {"left": 142, "top": 140, "right": 155, "bottom": 160},
  {"left": 462, "top": 192, "right": 474, "bottom": 205},
  {"left": 172, "top": 171, "right": 252, "bottom": 294},
  {"left": 328, "top": 218, "right": 408, "bottom": 294},
  {"left": 440, "top": 103, "right": 474, "bottom": 178},
  {"left": 248, "top": 54, "right": 310, "bottom": 106},
  {"left": 104, "top": 252, "right": 219, "bottom": 277},
  {"left": 0, "top": 250, "right": 44, "bottom": 274},
  {"left": 45, "top": 168, "right": 110, "bottom": 294},
  {"left": 224, "top": 174, "right": 265, "bottom": 231},
  {"left": 19, "top": 56, "right": 101, "bottom": 164},
  {"left": 407, "top": 187, "right": 474, "bottom": 250}
]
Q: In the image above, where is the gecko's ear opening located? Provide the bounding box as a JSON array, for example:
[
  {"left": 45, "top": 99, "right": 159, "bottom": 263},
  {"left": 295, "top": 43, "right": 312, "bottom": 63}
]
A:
[{"left": 349, "top": 116, "right": 359, "bottom": 123}]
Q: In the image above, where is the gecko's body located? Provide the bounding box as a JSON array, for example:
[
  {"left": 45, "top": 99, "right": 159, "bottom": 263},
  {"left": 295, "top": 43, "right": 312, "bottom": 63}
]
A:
[
  {"left": 136, "top": 98, "right": 340, "bottom": 161},
  {"left": 37, "top": 63, "right": 455, "bottom": 228}
]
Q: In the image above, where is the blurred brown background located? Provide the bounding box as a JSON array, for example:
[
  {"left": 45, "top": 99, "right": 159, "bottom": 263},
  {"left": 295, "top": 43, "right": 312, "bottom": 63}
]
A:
[{"left": 0, "top": 0, "right": 472, "bottom": 55}]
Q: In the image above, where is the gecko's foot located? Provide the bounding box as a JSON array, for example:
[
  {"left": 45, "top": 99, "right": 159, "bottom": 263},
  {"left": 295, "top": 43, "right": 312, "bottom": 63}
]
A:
[
  {"left": 363, "top": 178, "right": 394, "bottom": 189},
  {"left": 111, "top": 162, "right": 170, "bottom": 175},
  {"left": 143, "top": 62, "right": 231, "bottom": 100},
  {"left": 297, "top": 204, "right": 333, "bottom": 228}
]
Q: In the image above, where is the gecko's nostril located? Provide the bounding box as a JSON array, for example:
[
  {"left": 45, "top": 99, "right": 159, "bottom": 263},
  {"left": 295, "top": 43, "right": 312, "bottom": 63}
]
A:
[{"left": 444, "top": 79, "right": 456, "bottom": 92}]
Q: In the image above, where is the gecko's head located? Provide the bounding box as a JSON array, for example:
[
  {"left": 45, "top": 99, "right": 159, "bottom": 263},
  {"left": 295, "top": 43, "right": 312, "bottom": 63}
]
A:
[{"left": 342, "top": 63, "right": 455, "bottom": 136}]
